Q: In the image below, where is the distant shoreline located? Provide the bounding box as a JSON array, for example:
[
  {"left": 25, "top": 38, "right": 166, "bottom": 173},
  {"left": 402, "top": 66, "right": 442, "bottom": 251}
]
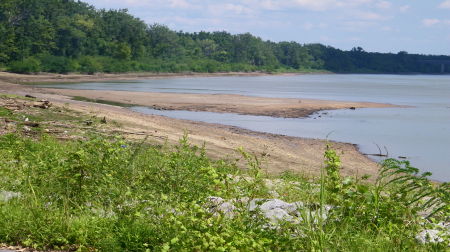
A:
[
  {"left": 0, "top": 71, "right": 331, "bottom": 85},
  {"left": 1, "top": 71, "right": 447, "bottom": 86}
]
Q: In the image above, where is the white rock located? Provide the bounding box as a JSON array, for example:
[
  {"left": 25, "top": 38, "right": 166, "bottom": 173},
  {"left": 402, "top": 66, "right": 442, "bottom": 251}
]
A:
[
  {"left": 0, "top": 191, "right": 21, "bottom": 202},
  {"left": 248, "top": 198, "right": 266, "bottom": 211},
  {"left": 206, "top": 196, "right": 236, "bottom": 218},
  {"left": 416, "top": 229, "right": 445, "bottom": 244},
  {"left": 264, "top": 208, "right": 293, "bottom": 224},
  {"left": 260, "top": 199, "right": 298, "bottom": 214},
  {"left": 217, "top": 202, "right": 236, "bottom": 217},
  {"left": 207, "top": 196, "right": 224, "bottom": 205}
]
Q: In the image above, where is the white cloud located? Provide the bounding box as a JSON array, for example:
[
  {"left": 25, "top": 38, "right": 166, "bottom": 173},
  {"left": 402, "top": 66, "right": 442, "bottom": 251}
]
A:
[
  {"left": 422, "top": 18, "right": 450, "bottom": 27},
  {"left": 302, "top": 22, "right": 328, "bottom": 30},
  {"left": 439, "top": 0, "right": 450, "bottom": 9},
  {"left": 422, "top": 19, "right": 440, "bottom": 27},
  {"left": 291, "top": 0, "right": 337, "bottom": 11},
  {"left": 169, "top": 0, "right": 195, "bottom": 9},
  {"left": 208, "top": 3, "right": 255, "bottom": 16},
  {"left": 375, "top": 1, "right": 391, "bottom": 9},
  {"left": 341, "top": 20, "right": 377, "bottom": 31},
  {"left": 399, "top": 5, "right": 410, "bottom": 13},
  {"left": 259, "top": 0, "right": 283, "bottom": 10},
  {"left": 83, "top": 0, "right": 155, "bottom": 8},
  {"left": 335, "top": 0, "right": 374, "bottom": 8},
  {"left": 290, "top": 0, "right": 369, "bottom": 11},
  {"left": 354, "top": 11, "right": 387, "bottom": 21}
]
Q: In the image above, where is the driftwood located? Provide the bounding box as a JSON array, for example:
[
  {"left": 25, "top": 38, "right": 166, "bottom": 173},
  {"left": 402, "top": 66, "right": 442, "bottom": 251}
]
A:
[
  {"left": 24, "top": 121, "right": 39, "bottom": 127},
  {"left": 364, "top": 143, "right": 389, "bottom": 157},
  {"left": 364, "top": 153, "right": 388, "bottom": 157}
]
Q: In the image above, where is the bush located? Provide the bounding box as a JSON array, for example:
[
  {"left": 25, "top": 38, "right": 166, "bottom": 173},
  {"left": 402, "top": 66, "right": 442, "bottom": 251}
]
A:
[
  {"left": 77, "top": 56, "right": 103, "bottom": 74},
  {"left": 38, "top": 55, "right": 76, "bottom": 74},
  {"left": 0, "top": 126, "right": 448, "bottom": 251},
  {"left": 7, "top": 57, "right": 41, "bottom": 74}
]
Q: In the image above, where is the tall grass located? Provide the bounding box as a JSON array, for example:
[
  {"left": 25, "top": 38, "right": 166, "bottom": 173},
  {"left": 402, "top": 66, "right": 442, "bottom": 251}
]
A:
[{"left": 0, "top": 134, "right": 448, "bottom": 251}]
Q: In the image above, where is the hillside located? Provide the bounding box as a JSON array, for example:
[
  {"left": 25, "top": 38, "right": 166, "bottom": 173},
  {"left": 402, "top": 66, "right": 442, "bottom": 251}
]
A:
[{"left": 1, "top": 0, "right": 449, "bottom": 74}]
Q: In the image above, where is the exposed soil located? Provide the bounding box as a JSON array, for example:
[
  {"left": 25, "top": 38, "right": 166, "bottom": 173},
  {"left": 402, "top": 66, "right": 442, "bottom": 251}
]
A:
[
  {"left": 0, "top": 72, "right": 384, "bottom": 179},
  {"left": 44, "top": 89, "right": 397, "bottom": 118}
]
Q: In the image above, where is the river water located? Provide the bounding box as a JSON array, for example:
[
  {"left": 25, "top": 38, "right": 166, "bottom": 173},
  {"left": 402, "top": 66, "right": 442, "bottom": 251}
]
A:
[{"left": 42, "top": 74, "right": 450, "bottom": 181}]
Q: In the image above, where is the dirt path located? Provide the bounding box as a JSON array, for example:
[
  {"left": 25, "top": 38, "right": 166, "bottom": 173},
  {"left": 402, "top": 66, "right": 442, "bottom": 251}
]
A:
[{"left": 0, "top": 72, "right": 383, "bottom": 179}]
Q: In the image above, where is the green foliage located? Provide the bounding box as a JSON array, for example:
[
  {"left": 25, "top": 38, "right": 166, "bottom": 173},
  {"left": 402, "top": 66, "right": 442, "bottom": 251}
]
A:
[
  {"left": 38, "top": 54, "right": 75, "bottom": 74},
  {"left": 1, "top": 0, "right": 448, "bottom": 74},
  {"left": 324, "top": 145, "right": 342, "bottom": 198},
  {"left": 113, "top": 42, "right": 132, "bottom": 60},
  {"left": 0, "top": 133, "right": 448, "bottom": 251},
  {"left": 378, "top": 159, "right": 449, "bottom": 219},
  {"left": 7, "top": 57, "right": 41, "bottom": 73},
  {"left": 77, "top": 56, "right": 102, "bottom": 74}
]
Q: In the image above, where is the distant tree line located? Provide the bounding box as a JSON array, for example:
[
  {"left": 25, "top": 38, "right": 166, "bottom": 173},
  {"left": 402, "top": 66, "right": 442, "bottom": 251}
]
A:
[{"left": 1, "top": 0, "right": 449, "bottom": 74}]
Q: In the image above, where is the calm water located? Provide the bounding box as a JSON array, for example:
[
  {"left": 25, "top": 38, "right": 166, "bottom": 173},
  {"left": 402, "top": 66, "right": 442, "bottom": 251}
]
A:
[{"left": 42, "top": 75, "right": 450, "bottom": 181}]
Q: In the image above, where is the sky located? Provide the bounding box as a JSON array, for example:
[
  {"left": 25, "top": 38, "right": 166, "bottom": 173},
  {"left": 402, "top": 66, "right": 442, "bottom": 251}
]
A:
[{"left": 82, "top": 0, "right": 450, "bottom": 55}]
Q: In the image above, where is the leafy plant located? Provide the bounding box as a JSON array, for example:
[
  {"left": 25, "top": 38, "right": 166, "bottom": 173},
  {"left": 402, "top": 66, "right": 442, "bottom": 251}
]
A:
[
  {"left": 8, "top": 57, "right": 41, "bottom": 73},
  {"left": 0, "top": 133, "right": 448, "bottom": 251}
]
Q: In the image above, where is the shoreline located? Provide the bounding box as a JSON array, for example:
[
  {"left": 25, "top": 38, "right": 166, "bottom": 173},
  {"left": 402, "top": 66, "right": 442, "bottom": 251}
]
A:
[
  {"left": 1, "top": 71, "right": 400, "bottom": 119},
  {"left": 0, "top": 71, "right": 330, "bottom": 84},
  {"left": 0, "top": 72, "right": 384, "bottom": 179},
  {"left": 42, "top": 89, "right": 399, "bottom": 118}
]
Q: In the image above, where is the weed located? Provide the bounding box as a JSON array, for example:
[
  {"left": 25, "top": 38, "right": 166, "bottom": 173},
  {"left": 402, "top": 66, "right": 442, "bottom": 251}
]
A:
[{"left": 0, "top": 134, "right": 448, "bottom": 251}]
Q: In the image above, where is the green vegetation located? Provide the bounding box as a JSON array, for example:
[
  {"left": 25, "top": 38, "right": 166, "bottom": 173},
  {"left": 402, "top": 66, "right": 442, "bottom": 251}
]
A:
[
  {"left": 0, "top": 101, "right": 448, "bottom": 251},
  {"left": 1, "top": 0, "right": 449, "bottom": 74},
  {"left": 0, "top": 134, "right": 448, "bottom": 251}
]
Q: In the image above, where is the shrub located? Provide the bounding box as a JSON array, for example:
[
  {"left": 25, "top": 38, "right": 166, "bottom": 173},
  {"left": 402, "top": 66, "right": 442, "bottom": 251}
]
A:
[
  {"left": 77, "top": 56, "right": 103, "bottom": 74},
  {"left": 7, "top": 57, "right": 41, "bottom": 73},
  {"left": 0, "top": 132, "right": 448, "bottom": 251},
  {"left": 38, "top": 55, "right": 76, "bottom": 74},
  {"left": 39, "top": 54, "right": 77, "bottom": 74}
]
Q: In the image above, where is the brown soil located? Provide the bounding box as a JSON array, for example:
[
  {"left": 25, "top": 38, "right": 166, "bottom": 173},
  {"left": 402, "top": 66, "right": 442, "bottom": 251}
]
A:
[
  {"left": 0, "top": 72, "right": 385, "bottom": 179},
  {"left": 44, "top": 89, "right": 397, "bottom": 118},
  {"left": 0, "top": 71, "right": 303, "bottom": 84}
]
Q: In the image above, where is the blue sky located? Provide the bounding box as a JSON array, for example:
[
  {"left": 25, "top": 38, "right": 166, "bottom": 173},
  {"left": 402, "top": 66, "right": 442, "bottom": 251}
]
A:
[{"left": 82, "top": 0, "right": 450, "bottom": 55}]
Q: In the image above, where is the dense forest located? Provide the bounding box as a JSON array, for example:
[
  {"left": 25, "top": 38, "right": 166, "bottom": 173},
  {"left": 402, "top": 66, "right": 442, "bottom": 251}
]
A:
[{"left": 1, "top": 0, "right": 449, "bottom": 74}]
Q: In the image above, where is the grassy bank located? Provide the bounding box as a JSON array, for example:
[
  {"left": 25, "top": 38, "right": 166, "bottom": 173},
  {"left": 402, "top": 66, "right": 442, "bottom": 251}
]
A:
[{"left": 0, "top": 95, "right": 449, "bottom": 251}]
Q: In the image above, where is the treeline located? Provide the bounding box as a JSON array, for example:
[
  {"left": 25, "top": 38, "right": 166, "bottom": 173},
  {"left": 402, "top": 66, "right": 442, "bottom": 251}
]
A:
[{"left": 1, "top": 0, "right": 449, "bottom": 74}]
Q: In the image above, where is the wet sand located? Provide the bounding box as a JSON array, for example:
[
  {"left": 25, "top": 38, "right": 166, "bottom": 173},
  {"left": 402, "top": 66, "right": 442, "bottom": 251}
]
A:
[{"left": 0, "top": 72, "right": 386, "bottom": 179}]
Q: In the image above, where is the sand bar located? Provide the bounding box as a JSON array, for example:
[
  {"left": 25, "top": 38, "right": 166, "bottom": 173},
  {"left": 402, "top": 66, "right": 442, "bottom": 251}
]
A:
[{"left": 0, "top": 72, "right": 394, "bottom": 179}]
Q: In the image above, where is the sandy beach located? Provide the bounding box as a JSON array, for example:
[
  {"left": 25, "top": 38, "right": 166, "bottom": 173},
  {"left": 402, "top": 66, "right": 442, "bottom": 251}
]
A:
[{"left": 0, "top": 71, "right": 388, "bottom": 179}]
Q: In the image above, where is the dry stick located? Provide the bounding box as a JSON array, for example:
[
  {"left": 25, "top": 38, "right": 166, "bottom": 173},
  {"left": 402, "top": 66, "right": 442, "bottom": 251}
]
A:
[{"left": 364, "top": 142, "right": 388, "bottom": 157}]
